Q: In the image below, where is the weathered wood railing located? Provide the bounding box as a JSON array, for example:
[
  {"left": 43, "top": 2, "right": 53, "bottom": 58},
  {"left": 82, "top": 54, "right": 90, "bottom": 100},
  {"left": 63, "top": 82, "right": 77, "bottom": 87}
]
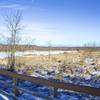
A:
[{"left": 0, "top": 70, "right": 100, "bottom": 100}]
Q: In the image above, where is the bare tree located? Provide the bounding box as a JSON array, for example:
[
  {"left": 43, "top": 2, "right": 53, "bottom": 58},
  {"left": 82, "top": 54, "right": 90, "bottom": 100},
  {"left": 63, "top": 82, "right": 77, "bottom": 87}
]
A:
[{"left": 4, "top": 10, "right": 23, "bottom": 71}]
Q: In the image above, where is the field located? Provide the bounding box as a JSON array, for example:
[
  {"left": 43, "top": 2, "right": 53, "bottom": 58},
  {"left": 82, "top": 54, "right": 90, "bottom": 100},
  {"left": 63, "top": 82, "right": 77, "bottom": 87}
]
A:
[
  {"left": 0, "top": 49, "right": 100, "bottom": 80},
  {"left": 0, "top": 49, "right": 100, "bottom": 99}
]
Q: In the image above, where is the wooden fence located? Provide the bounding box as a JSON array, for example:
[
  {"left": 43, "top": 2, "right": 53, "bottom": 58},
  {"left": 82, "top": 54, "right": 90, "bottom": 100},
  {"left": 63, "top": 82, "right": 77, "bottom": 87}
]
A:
[{"left": 0, "top": 70, "right": 100, "bottom": 100}]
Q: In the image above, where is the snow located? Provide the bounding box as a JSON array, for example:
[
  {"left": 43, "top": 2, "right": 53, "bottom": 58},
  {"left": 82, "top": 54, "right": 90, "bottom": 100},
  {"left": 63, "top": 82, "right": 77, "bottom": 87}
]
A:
[
  {"left": 92, "top": 71, "right": 100, "bottom": 76},
  {"left": 0, "top": 93, "right": 9, "bottom": 100},
  {"left": 0, "top": 50, "right": 72, "bottom": 58},
  {"left": 0, "top": 75, "right": 100, "bottom": 100}
]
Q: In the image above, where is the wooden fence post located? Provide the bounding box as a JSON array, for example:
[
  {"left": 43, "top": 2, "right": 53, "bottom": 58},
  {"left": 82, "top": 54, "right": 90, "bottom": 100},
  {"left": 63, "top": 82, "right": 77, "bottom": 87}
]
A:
[
  {"left": 13, "top": 78, "right": 20, "bottom": 97},
  {"left": 53, "top": 88, "right": 58, "bottom": 97},
  {"left": 49, "top": 87, "right": 58, "bottom": 98}
]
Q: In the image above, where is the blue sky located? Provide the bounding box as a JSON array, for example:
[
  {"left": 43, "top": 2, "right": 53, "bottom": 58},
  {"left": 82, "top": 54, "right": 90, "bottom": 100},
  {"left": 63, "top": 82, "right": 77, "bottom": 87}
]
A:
[{"left": 0, "top": 0, "right": 100, "bottom": 46}]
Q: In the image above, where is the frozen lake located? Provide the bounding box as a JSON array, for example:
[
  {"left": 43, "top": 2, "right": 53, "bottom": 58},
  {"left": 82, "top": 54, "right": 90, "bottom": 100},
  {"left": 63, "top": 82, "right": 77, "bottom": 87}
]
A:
[{"left": 0, "top": 50, "right": 73, "bottom": 58}]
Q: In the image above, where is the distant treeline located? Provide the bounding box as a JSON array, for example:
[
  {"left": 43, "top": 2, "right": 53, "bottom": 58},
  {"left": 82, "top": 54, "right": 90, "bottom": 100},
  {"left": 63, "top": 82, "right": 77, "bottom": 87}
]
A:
[{"left": 0, "top": 44, "right": 100, "bottom": 51}]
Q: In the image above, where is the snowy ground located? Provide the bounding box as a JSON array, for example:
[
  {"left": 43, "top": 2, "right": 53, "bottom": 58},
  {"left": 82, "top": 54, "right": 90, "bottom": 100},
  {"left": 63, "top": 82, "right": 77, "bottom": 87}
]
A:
[
  {"left": 0, "top": 50, "right": 100, "bottom": 99},
  {"left": 0, "top": 93, "right": 9, "bottom": 100},
  {"left": 0, "top": 75, "right": 100, "bottom": 100}
]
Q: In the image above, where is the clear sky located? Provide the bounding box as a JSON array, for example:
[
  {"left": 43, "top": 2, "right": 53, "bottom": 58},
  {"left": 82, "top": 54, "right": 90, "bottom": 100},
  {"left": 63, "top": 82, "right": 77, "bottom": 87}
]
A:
[{"left": 0, "top": 0, "right": 100, "bottom": 46}]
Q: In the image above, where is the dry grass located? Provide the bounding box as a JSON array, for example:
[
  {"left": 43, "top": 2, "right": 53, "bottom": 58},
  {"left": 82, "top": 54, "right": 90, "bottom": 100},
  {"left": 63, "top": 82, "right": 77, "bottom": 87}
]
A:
[{"left": 0, "top": 50, "right": 100, "bottom": 75}]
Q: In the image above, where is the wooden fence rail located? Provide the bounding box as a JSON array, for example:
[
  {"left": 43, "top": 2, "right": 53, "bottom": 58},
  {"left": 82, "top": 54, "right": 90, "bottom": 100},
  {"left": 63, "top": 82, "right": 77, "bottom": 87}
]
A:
[{"left": 0, "top": 70, "right": 100, "bottom": 99}]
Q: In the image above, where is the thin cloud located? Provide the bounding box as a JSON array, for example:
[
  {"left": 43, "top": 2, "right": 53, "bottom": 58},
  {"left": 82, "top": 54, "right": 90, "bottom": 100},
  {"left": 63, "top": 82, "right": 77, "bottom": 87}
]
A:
[
  {"left": 0, "top": 4, "right": 26, "bottom": 10},
  {"left": 0, "top": 4, "right": 18, "bottom": 8}
]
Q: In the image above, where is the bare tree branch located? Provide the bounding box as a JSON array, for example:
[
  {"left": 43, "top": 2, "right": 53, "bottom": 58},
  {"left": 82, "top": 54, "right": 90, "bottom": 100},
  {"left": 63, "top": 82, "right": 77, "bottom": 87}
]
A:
[{"left": 4, "top": 10, "right": 23, "bottom": 71}]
